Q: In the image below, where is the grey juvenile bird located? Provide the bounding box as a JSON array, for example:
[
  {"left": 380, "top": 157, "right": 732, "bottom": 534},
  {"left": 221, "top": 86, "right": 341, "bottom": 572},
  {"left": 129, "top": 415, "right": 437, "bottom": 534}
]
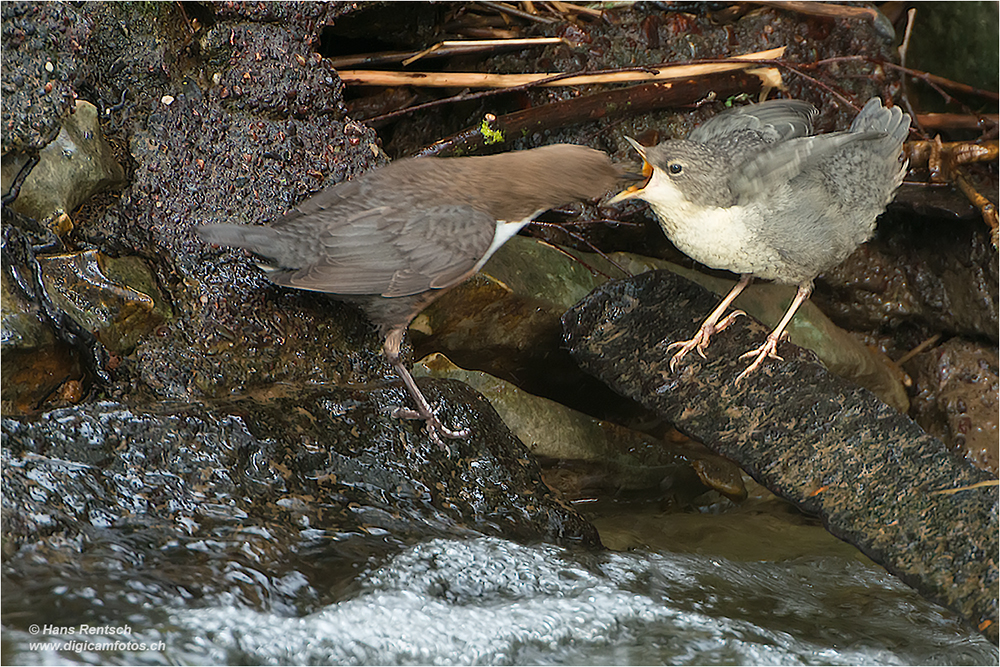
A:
[
  {"left": 198, "top": 144, "right": 620, "bottom": 444},
  {"left": 610, "top": 97, "right": 910, "bottom": 383}
]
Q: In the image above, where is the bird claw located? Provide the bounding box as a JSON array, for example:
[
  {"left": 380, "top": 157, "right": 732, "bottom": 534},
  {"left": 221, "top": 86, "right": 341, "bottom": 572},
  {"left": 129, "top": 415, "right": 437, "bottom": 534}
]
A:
[
  {"left": 665, "top": 310, "right": 746, "bottom": 372},
  {"left": 392, "top": 406, "right": 470, "bottom": 448},
  {"left": 735, "top": 337, "right": 784, "bottom": 384},
  {"left": 665, "top": 337, "right": 701, "bottom": 372}
]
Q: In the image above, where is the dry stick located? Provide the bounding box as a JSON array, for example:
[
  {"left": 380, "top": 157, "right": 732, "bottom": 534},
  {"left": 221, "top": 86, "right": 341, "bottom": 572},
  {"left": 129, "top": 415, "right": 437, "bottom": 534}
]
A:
[
  {"left": 904, "top": 138, "right": 999, "bottom": 239},
  {"left": 917, "top": 114, "right": 1000, "bottom": 131},
  {"left": 762, "top": 59, "right": 858, "bottom": 110},
  {"left": 906, "top": 140, "right": 999, "bottom": 168},
  {"left": 751, "top": 0, "right": 881, "bottom": 22},
  {"left": 531, "top": 236, "right": 619, "bottom": 281},
  {"left": 480, "top": 0, "right": 557, "bottom": 24},
  {"left": 894, "top": 333, "right": 941, "bottom": 367},
  {"left": 896, "top": 8, "right": 924, "bottom": 134},
  {"left": 401, "top": 37, "right": 566, "bottom": 66},
  {"left": 363, "top": 65, "right": 663, "bottom": 124},
  {"left": 953, "top": 168, "right": 999, "bottom": 241},
  {"left": 329, "top": 38, "right": 567, "bottom": 69},
  {"left": 338, "top": 47, "right": 787, "bottom": 88},
  {"left": 545, "top": 1, "right": 605, "bottom": 19},
  {"left": 416, "top": 68, "right": 777, "bottom": 157}
]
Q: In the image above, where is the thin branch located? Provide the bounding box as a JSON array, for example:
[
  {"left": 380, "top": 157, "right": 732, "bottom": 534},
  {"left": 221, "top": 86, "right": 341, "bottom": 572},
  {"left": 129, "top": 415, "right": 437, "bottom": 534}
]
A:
[
  {"left": 894, "top": 333, "right": 941, "bottom": 366},
  {"left": 480, "top": 1, "right": 558, "bottom": 24},
  {"left": 364, "top": 65, "right": 663, "bottom": 124},
  {"left": 339, "top": 47, "right": 787, "bottom": 88},
  {"left": 545, "top": 1, "right": 604, "bottom": 19},
  {"left": 401, "top": 37, "right": 566, "bottom": 66},
  {"left": 416, "top": 68, "right": 777, "bottom": 156},
  {"left": 328, "top": 38, "right": 566, "bottom": 69},
  {"left": 916, "top": 113, "right": 999, "bottom": 131},
  {"left": 751, "top": 1, "right": 881, "bottom": 22}
]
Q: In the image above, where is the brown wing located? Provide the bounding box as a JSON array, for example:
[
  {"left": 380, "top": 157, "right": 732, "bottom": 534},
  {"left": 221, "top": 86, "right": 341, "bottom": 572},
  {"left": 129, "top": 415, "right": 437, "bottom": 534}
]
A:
[{"left": 266, "top": 203, "right": 496, "bottom": 298}]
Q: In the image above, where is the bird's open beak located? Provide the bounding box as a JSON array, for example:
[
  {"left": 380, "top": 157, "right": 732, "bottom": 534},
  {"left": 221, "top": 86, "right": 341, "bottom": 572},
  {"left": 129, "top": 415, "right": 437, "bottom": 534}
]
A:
[{"left": 607, "top": 137, "right": 653, "bottom": 204}]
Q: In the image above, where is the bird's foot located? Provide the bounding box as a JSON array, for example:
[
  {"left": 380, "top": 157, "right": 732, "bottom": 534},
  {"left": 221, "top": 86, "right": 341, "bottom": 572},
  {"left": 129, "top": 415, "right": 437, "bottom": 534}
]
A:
[
  {"left": 734, "top": 333, "right": 787, "bottom": 385},
  {"left": 392, "top": 406, "right": 470, "bottom": 448},
  {"left": 664, "top": 310, "right": 745, "bottom": 372}
]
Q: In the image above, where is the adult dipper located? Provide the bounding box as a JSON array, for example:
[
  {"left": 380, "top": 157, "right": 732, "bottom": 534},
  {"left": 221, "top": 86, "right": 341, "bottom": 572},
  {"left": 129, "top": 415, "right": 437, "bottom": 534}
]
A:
[
  {"left": 198, "top": 144, "right": 620, "bottom": 445},
  {"left": 610, "top": 97, "right": 910, "bottom": 383}
]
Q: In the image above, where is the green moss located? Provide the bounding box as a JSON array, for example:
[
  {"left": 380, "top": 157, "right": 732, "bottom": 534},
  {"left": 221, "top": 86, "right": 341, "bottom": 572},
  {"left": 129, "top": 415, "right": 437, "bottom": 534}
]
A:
[{"left": 480, "top": 117, "right": 505, "bottom": 145}]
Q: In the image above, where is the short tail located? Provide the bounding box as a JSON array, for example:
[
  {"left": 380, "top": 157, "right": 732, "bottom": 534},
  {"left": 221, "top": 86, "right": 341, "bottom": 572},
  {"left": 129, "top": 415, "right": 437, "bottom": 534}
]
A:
[
  {"left": 850, "top": 98, "right": 911, "bottom": 147},
  {"left": 196, "top": 223, "right": 278, "bottom": 255}
]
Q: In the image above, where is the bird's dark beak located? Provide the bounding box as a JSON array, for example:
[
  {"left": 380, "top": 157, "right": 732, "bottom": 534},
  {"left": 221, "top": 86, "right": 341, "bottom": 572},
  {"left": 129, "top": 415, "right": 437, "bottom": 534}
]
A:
[{"left": 607, "top": 137, "right": 652, "bottom": 204}]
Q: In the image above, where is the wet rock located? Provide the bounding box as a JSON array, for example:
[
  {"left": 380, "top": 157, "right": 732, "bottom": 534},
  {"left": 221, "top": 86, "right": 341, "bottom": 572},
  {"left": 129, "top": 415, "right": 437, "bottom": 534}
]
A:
[
  {"left": 907, "top": 338, "right": 999, "bottom": 474},
  {"left": 611, "top": 253, "right": 912, "bottom": 413},
  {"left": 0, "top": 2, "right": 90, "bottom": 154},
  {"left": 1, "top": 100, "right": 125, "bottom": 231},
  {"left": 563, "top": 269, "right": 998, "bottom": 641},
  {"left": 413, "top": 352, "right": 732, "bottom": 500},
  {"left": 36, "top": 250, "right": 169, "bottom": 356},
  {"left": 0, "top": 266, "right": 83, "bottom": 412},
  {"left": 814, "top": 207, "right": 999, "bottom": 343},
  {"left": 2, "top": 384, "right": 599, "bottom": 598},
  {"left": 418, "top": 235, "right": 909, "bottom": 414},
  {"left": 64, "top": 4, "right": 386, "bottom": 401},
  {"left": 412, "top": 235, "right": 625, "bottom": 417}
]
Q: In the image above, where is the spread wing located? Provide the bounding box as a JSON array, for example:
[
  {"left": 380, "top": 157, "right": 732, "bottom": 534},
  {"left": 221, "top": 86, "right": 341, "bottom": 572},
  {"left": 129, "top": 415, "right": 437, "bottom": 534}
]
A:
[
  {"left": 689, "top": 99, "right": 818, "bottom": 144},
  {"left": 728, "top": 131, "right": 879, "bottom": 202},
  {"left": 267, "top": 203, "right": 497, "bottom": 298}
]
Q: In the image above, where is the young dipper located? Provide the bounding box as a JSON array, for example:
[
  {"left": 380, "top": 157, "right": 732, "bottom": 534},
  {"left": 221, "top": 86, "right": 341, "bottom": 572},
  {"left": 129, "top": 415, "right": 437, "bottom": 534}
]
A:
[
  {"left": 610, "top": 97, "right": 910, "bottom": 383},
  {"left": 198, "top": 144, "right": 620, "bottom": 445}
]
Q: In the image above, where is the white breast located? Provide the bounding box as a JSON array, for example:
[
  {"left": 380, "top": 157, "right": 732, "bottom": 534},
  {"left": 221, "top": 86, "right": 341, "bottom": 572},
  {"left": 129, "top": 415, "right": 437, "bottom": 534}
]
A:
[
  {"left": 471, "top": 210, "right": 542, "bottom": 274},
  {"left": 641, "top": 172, "right": 780, "bottom": 275}
]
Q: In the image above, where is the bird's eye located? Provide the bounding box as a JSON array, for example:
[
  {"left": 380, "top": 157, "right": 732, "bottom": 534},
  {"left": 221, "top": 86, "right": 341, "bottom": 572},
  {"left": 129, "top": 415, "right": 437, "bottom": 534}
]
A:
[{"left": 668, "top": 162, "right": 683, "bottom": 175}]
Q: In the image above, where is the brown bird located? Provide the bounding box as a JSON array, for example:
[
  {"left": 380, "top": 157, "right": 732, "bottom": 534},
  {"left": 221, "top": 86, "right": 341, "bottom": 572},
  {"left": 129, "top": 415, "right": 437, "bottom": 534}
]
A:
[
  {"left": 610, "top": 98, "right": 910, "bottom": 383},
  {"left": 198, "top": 144, "right": 620, "bottom": 445}
]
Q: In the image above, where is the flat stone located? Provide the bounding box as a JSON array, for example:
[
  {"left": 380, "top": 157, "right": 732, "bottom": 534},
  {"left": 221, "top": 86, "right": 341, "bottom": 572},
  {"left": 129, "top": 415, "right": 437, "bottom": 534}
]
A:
[
  {"left": 2, "top": 100, "right": 125, "bottom": 230},
  {"left": 416, "top": 235, "right": 908, "bottom": 415},
  {"left": 413, "top": 352, "right": 732, "bottom": 500},
  {"left": 562, "top": 269, "right": 999, "bottom": 641},
  {"left": 2, "top": 381, "right": 600, "bottom": 567}
]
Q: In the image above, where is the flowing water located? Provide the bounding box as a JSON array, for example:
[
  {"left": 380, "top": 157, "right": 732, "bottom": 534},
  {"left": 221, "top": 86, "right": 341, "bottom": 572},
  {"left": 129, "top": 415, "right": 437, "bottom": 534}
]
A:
[{"left": 2, "top": 501, "right": 996, "bottom": 666}]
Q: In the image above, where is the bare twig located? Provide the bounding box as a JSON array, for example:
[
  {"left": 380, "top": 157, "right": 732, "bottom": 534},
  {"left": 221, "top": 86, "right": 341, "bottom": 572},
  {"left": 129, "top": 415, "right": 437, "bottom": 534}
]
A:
[
  {"left": 339, "top": 47, "right": 787, "bottom": 88},
  {"left": 810, "top": 56, "right": 1000, "bottom": 103},
  {"left": 364, "top": 65, "right": 661, "bottom": 124},
  {"left": 417, "top": 68, "right": 778, "bottom": 156},
  {"left": 545, "top": 1, "right": 604, "bottom": 19},
  {"left": 480, "top": 0, "right": 557, "bottom": 24},
  {"left": 953, "top": 168, "right": 999, "bottom": 242},
  {"left": 916, "top": 113, "right": 1000, "bottom": 131},
  {"left": 905, "top": 140, "right": 999, "bottom": 168},
  {"left": 930, "top": 480, "right": 1000, "bottom": 495},
  {"left": 894, "top": 333, "right": 941, "bottom": 366},
  {"left": 752, "top": 1, "right": 880, "bottom": 22},
  {"left": 400, "top": 37, "right": 566, "bottom": 66},
  {"left": 329, "top": 38, "right": 566, "bottom": 69}
]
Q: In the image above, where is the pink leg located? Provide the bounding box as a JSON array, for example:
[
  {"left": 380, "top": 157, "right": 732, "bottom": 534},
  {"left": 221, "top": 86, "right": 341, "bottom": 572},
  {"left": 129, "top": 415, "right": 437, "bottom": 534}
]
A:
[
  {"left": 383, "top": 327, "right": 470, "bottom": 447},
  {"left": 735, "top": 282, "right": 813, "bottom": 384},
  {"left": 666, "top": 274, "right": 752, "bottom": 372}
]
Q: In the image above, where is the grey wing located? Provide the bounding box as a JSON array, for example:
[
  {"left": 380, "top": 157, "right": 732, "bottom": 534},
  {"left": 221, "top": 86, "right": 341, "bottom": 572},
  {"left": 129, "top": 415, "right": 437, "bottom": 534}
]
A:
[
  {"left": 269, "top": 176, "right": 366, "bottom": 231},
  {"left": 689, "top": 99, "right": 818, "bottom": 143},
  {"left": 270, "top": 204, "right": 496, "bottom": 298},
  {"left": 729, "top": 131, "right": 880, "bottom": 202}
]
